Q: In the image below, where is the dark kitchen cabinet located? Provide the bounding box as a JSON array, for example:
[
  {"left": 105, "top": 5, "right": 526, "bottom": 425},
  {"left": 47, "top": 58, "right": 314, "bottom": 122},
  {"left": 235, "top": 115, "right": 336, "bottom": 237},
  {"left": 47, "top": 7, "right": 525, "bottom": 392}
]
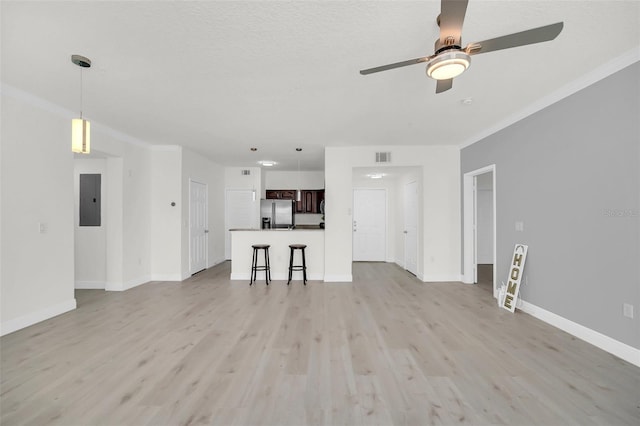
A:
[
  {"left": 266, "top": 190, "right": 295, "bottom": 200},
  {"left": 268, "top": 189, "right": 324, "bottom": 214}
]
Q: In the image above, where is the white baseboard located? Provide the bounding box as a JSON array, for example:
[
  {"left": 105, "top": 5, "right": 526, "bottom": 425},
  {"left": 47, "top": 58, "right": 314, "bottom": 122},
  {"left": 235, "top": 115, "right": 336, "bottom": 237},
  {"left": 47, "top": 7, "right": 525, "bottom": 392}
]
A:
[
  {"left": 519, "top": 300, "right": 640, "bottom": 368},
  {"left": 461, "top": 273, "right": 474, "bottom": 284},
  {"left": 323, "top": 274, "right": 353, "bottom": 283},
  {"left": 75, "top": 280, "right": 106, "bottom": 289},
  {"left": 1, "top": 298, "right": 77, "bottom": 336},
  {"left": 106, "top": 275, "right": 151, "bottom": 292},
  {"left": 422, "top": 274, "right": 462, "bottom": 283},
  {"left": 231, "top": 272, "right": 324, "bottom": 281},
  {"left": 208, "top": 258, "right": 226, "bottom": 268},
  {"left": 149, "top": 274, "right": 183, "bottom": 282}
]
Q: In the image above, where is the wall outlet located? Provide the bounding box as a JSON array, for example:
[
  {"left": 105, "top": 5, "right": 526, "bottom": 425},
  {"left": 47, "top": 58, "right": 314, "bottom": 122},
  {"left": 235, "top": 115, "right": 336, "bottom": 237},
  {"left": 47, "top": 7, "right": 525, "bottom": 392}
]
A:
[
  {"left": 623, "top": 303, "right": 634, "bottom": 319},
  {"left": 515, "top": 221, "right": 524, "bottom": 232},
  {"left": 38, "top": 222, "right": 47, "bottom": 234}
]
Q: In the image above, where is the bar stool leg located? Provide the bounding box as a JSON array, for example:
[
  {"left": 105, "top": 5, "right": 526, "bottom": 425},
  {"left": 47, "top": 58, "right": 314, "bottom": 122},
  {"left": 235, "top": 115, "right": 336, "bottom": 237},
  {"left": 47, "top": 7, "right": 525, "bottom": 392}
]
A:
[
  {"left": 264, "top": 247, "right": 270, "bottom": 285},
  {"left": 287, "top": 246, "right": 294, "bottom": 285},
  {"left": 302, "top": 248, "right": 307, "bottom": 285},
  {"left": 250, "top": 247, "right": 256, "bottom": 286}
]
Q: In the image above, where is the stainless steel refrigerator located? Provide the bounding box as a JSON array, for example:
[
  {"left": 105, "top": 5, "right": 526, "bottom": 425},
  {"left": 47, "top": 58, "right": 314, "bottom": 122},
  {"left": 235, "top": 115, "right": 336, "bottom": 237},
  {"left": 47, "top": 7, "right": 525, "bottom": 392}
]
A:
[{"left": 260, "top": 199, "right": 295, "bottom": 228}]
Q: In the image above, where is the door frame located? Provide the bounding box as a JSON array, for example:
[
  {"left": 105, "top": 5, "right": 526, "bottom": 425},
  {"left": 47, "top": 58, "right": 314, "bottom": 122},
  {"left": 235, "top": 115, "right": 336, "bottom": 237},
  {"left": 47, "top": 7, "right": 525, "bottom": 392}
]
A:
[
  {"left": 403, "top": 180, "right": 418, "bottom": 276},
  {"left": 189, "top": 179, "right": 208, "bottom": 275},
  {"left": 463, "top": 165, "right": 497, "bottom": 297}
]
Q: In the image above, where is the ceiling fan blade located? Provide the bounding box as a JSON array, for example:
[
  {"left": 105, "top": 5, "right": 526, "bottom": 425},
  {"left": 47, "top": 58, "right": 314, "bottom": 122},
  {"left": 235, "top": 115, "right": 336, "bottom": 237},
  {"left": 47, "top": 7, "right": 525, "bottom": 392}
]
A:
[
  {"left": 439, "top": 0, "right": 469, "bottom": 45},
  {"left": 435, "top": 79, "right": 453, "bottom": 93},
  {"left": 359, "top": 56, "right": 432, "bottom": 75},
  {"left": 466, "top": 22, "right": 564, "bottom": 55}
]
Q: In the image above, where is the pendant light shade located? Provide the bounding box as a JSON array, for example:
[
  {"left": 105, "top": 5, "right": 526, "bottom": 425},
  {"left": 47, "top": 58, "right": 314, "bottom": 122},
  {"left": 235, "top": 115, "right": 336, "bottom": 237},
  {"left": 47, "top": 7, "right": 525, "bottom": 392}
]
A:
[
  {"left": 71, "top": 54, "right": 91, "bottom": 154},
  {"left": 71, "top": 118, "right": 90, "bottom": 153}
]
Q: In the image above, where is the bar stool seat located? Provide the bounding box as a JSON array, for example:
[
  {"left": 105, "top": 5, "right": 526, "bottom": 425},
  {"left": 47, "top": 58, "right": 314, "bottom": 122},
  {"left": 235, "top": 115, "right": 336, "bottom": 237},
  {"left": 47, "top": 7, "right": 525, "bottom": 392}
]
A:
[
  {"left": 288, "top": 244, "right": 307, "bottom": 285},
  {"left": 250, "top": 244, "right": 271, "bottom": 285}
]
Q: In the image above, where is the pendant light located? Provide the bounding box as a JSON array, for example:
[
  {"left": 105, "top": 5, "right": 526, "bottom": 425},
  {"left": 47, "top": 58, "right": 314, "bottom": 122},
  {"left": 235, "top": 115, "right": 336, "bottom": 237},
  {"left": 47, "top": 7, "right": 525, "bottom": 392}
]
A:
[
  {"left": 296, "top": 148, "right": 302, "bottom": 202},
  {"left": 71, "top": 55, "right": 91, "bottom": 154}
]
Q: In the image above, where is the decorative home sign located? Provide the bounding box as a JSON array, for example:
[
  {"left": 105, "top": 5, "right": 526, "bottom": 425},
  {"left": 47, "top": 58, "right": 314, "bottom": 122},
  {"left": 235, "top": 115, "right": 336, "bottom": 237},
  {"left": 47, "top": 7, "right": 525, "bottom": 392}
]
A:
[{"left": 501, "top": 244, "right": 528, "bottom": 313}]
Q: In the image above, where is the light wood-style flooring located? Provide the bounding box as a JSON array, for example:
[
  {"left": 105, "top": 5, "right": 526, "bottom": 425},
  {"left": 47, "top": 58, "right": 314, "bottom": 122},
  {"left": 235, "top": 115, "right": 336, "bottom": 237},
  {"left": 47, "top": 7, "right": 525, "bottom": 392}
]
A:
[{"left": 2, "top": 261, "right": 639, "bottom": 425}]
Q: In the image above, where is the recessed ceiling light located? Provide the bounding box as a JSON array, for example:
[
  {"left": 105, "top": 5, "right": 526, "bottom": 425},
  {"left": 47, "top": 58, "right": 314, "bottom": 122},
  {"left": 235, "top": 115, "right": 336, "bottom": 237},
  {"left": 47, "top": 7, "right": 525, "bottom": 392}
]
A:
[
  {"left": 461, "top": 98, "right": 473, "bottom": 105},
  {"left": 367, "top": 173, "right": 385, "bottom": 179},
  {"left": 258, "top": 160, "right": 277, "bottom": 167}
]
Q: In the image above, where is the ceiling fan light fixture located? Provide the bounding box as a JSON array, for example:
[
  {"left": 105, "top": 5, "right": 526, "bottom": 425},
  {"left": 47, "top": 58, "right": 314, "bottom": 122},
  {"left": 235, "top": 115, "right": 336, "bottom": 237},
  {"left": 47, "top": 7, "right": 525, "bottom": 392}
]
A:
[{"left": 426, "top": 51, "right": 471, "bottom": 80}]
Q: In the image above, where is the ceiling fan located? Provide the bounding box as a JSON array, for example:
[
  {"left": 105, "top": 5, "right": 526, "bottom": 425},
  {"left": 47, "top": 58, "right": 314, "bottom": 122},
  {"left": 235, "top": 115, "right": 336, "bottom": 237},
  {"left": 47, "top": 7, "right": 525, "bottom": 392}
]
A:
[{"left": 359, "top": 0, "right": 563, "bottom": 93}]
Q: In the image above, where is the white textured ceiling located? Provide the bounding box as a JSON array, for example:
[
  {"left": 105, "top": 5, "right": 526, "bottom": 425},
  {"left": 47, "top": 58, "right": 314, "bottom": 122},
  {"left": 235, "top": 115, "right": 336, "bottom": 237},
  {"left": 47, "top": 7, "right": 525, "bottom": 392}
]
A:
[{"left": 2, "top": 1, "right": 639, "bottom": 171}]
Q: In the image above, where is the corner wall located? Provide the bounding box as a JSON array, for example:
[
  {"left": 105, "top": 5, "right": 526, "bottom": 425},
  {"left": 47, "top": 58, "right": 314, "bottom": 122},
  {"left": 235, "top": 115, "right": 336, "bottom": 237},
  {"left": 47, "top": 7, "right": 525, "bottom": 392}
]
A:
[
  {"left": 461, "top": 62, "right": 640, "bottom": 351},
  {"left": 1, "top": 89, "right": 76, "bottom": 335}
]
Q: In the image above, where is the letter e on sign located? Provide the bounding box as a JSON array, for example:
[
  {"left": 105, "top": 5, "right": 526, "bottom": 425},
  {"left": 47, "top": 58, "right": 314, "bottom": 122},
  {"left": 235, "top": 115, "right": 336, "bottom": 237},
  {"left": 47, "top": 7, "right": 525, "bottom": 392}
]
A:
[{"left": 501, "top": 244, "right": 528, "bottom": 313}]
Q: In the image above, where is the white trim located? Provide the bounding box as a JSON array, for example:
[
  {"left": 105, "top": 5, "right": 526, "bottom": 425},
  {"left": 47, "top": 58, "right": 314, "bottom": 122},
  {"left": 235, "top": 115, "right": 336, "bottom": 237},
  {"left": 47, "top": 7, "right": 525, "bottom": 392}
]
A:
[
  {"left": 323, "top": 274, "right": 353, "bottom": 283},
  {"left": 149, "top": 274, "right": 183, "bottom": 282},
  {"left": 149, "top": 145, "right": 182, "bottom": 152},
  {"left": 459, "top": 49, "right": 640, "bottom": 150},
  {"left": 422, "top": 274, "right": 462, "bottom": 283},
  {"left": 1, "top": 299, "right": 77, "bottom": 336},
  {"left": 208, "top": 258, "right": 226, "bottom": 269},
  {"left": 106, "top": 275, "right": 151, "bottom": 292},
  {"left": 123, "top": 276, "right": 151, "bottom": 291},
  {"left": 519, "top": 300, "right": 640, "bottom": 368},
  {"left": 75, "top": 280, "right": 106, "bottom": 289},
  {"left": 462, "top": 165, "right": 497, "bottom": 297}
]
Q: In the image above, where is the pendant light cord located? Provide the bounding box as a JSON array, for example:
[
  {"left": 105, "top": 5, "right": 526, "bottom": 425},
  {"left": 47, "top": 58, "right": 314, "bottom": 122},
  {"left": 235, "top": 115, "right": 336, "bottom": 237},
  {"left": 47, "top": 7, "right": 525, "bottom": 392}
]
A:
[{"left": 79, "top": 67, "right": 83, "bottom": 119}]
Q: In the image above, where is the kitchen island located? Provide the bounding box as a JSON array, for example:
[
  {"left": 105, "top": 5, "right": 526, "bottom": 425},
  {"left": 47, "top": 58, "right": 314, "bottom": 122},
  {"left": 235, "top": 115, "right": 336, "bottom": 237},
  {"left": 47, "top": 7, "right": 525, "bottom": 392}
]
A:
[{"left": 230, "top": 228, "right": 324, "bottom": 282}]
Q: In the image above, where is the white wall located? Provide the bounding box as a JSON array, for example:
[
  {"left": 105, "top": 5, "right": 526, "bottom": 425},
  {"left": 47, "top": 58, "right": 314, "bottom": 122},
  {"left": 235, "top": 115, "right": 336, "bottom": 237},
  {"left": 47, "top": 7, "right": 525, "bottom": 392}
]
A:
[
  {"left": 73, "top": 158, "right": 107, "bottom": 288},
  {"left": 1, "top": 88, "right": 76, "bottom": 335},
  {"left": 90, "top": 125, "right": 152, "bottom": 291},
  {"left": 149, "top": 147, "right": 182, "bottom": 281},
  {"left": 324, "top": 146, "right": 460, "bottom": 282},
  {"left": 265, "top": 170, "right": 324, "bottom": 190}
]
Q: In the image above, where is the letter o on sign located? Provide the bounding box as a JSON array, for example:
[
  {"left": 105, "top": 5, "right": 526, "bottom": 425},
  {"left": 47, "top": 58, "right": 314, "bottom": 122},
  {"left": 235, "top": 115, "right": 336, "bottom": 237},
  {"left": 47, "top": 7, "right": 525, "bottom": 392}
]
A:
[{"left": 510, "top": 267, "right": 520, "bottom": 281}]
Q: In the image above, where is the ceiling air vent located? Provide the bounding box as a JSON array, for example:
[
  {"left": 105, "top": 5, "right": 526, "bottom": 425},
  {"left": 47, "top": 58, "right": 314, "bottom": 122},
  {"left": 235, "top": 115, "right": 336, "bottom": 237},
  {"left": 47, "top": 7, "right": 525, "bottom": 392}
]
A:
[
  {"left": 375, "top": 152, "right": 391, "bottom": 163},
  {"left": 241, "top": 169, "right": 251, "bottom": 176}
]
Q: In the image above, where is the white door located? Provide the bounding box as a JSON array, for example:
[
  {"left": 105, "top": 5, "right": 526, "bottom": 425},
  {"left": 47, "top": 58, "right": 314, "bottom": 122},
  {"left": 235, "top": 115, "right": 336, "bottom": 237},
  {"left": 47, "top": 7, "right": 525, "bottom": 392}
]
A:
[
  {"left": 353, "top": 189, "right": 386, "bottom": 261},
  {"left": 404, "top": 181, "right": 418, "bottom": 276},
  {"left": 189, "top": 180, "right": 208, "bottom": 275},
  {"left": 225, "top": 190, "right": 256, "bottom": 260}
]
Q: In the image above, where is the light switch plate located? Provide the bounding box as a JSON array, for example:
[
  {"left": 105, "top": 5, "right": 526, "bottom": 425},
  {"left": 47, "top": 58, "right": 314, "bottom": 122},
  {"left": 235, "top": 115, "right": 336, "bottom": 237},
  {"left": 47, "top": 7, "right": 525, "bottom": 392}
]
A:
[{"left": 623, "top": 303, "right": 634, "bottom": 319}]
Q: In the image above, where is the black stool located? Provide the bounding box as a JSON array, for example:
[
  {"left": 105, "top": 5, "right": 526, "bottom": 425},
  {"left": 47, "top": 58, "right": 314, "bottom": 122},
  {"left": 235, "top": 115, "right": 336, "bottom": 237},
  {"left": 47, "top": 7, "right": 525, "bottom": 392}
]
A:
[
  {"left": 288, "top": 244, "right": 307, "bottom": 285},
  {"left": 250, "top": 244, "right": 271, "bottom": 285}
]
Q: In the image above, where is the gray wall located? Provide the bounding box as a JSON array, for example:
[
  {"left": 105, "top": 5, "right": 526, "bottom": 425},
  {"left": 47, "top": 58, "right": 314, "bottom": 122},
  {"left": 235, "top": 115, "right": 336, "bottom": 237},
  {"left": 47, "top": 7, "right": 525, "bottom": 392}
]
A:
[{"left": 461, "top": 62, "right": 639, "bottom": 349}]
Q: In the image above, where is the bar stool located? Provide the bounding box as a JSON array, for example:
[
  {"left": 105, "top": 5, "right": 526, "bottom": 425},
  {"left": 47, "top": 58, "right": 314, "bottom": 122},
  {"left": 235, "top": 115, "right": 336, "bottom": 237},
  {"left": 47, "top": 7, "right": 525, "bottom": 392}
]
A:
[
  {"left": 287, "top": 244, "right": 307, "bottom": 285},
  {"left": 250, "top": 244, "right": 271, "bottom": 286}
]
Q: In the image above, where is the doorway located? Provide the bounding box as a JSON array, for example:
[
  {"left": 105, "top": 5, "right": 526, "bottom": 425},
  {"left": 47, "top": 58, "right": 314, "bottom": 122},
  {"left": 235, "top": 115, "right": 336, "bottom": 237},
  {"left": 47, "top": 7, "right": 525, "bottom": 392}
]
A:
[
  {"left": 189, "top": 180, "right": 208, "bottom": 275},
  {"left": 463, "top": 165, "right": 497, "bottom": 297},
  {"left": 403, "top": 181, "right": 418, "bottom": 275},
  {"left": 353, "top": 189, "right": 386, "bottom": 261},
  {"left": 475, "top": 172, "right": 494, "bottom": 293}
]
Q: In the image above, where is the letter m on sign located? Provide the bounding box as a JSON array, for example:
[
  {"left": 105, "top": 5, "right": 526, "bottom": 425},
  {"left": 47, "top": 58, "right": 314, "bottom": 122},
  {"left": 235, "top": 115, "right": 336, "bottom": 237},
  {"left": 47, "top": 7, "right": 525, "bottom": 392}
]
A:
[{"left": 501, "top": 244, "right": 528, "bottom": 313}]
